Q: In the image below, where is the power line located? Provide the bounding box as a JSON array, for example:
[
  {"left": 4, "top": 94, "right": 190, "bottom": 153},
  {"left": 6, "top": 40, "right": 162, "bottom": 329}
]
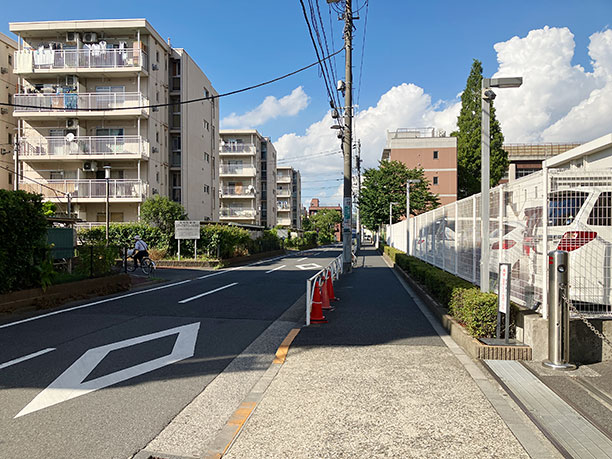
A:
[
  {"left": 0, "top": 49, "right": 342, "bottom": 112},
  {"left": 355, "top": 0, "right": 369, "bottom": 109},
  {"left": 0, "top": 164, "right": 69, "bottom": 202},
  {"left": 277, "top": 149, "right": 341, "bottom": 163}
]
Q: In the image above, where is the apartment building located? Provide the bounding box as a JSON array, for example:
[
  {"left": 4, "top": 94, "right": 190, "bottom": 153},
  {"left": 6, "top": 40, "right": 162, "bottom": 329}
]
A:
[
  {"left": 276, "top": 165, "right": 301, "bottom": 229},
  {"left": 381, "top": 127, "right": 457, "bottom": 206},
  {"left": 219, "top": 129, "right": 277, "bottom": 227},
  {"left": 9, "top": 19, "right": 218, "bottom": 222},
  {"left": 0, "top": 32, "right": 17, "bottom": 190}
]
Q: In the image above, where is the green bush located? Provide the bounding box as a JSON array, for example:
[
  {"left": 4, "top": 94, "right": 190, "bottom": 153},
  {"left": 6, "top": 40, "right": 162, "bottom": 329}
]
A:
[
  {"left": 449, "top": 288, "right": 498, "bottom": 338},
  {"left": 78, "top": 223, "right": 169, "bottom": 250},
  {"left": 74, "top": 245, "right": 120, "bottom": 278},
  {"left": 286, "top": 231, "right": 319, "bottom": 250},
  {"left": 0, "top": 190, "right": 49, "bottom": 293}
]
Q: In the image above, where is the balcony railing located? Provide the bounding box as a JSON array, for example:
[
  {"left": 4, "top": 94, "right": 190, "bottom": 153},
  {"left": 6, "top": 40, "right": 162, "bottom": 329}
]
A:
[
  {"left": 14, "top": 92, "right": 149, "bottom": 114},
  {"left": 219, "top": 208, "right": 256, "bottom": 218},
  {"left": 219, "top": 165, "right": 256, "bottom": 176},
  {"left": 220, "top": 144, "right": 256, "bottom": 155},
  {"left": 221, "top": 187, "right": 256, "bottom": 197},
  {"left": 278, "top": 218, "right": 292, "bottom": 226},
  {"left": 14, "top": 48, "right": 148, "bottom": 73},
  {"left": 277, "top": 174, "right": 291, "bottom": 183},
  {"left": 19, "top": 136, "right": 149, "bottom": 158},
  {"left": 277, "top": 189, "right": 291, "bottom": 197},
  {"left": 21, "top": 179, "right": 145, "bottom": 200}
]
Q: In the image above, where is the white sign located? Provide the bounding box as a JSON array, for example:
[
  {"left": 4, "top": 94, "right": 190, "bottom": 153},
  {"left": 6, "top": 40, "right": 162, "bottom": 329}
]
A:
[
  {"left": 277, "top": 229, "right": 289, "bottom": 240},
  {"left": 175, "top": 220, "right": 200, "bottom": 240},
  {"left": 498, "top": 264, "right": 510, "bottom": 314},
  {"left": 15, "top": 323, "right": 200, "bottom": 418}
]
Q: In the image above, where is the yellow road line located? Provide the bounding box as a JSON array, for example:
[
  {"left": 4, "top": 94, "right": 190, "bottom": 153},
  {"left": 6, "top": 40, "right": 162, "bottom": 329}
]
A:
[{"left": 273, "top": 328, "right": 301, "bottom": 364}]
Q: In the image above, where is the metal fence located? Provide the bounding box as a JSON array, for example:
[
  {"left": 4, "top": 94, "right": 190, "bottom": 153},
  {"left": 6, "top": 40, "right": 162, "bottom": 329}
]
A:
[{"left": 385, "top": 168, "right": 612, "bottom": 318}]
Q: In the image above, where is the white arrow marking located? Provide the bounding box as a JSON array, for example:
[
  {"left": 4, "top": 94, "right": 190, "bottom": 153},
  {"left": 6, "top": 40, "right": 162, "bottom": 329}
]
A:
[
  {"left": 15, "top": 322, "right": 200, "bottom": 418},
  {"left": 265, "top": 265, "right": 286, "bottom": 274},
  {"left": 0, "top": 348, "right": 56, "bottom": 371},
  {"left": 296, "top": 263, "right": 322, "bottom": 270}
]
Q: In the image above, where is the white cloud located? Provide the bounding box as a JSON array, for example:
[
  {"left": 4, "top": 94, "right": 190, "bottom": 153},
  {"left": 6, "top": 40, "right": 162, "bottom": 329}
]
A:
[{"left": 221, "top": 86, "right": 310, "bottom": 128}]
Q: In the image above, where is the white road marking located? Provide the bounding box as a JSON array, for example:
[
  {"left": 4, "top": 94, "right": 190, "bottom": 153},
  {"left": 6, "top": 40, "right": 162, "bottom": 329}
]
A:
[
  {"left": 197, "top": 266, "right": 242, "bottom": 280},
  {"left": 15, "top": 322, "right": 200, "bottom": 418},
  {"left": 0, "top": 280, "right": 193, "bottom": 330},
  {"left": 0, "top": 348, "right": 56, "bottom": 371},
  {"left": 297, "top": 257, "right": 308, "bottom": 262},
  {"left": 296, "top": 263, "right": 322, "bottom": 270},
  {"left": 265, "top": 265, "right": 286, "bottom": 274},
  {"left": 178, "top": 283, "right": 239, "bottom": 304}
]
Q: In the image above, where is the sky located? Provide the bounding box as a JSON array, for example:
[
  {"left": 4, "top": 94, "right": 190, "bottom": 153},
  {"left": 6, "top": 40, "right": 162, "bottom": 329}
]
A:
[{"left": 2, "top": 0, "right": 612, "bottom": 206}]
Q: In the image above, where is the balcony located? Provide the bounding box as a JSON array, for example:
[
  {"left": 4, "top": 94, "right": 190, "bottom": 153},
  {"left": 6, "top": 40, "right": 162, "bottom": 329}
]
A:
[
  {"left": 14, "top": 48, "right": 148, "bottom": 76},
  {"left": 220, "top": 144, "right": 256, "bottom": 156},
  {"left": 14, "top": 92, "right": 149, "bottom": 119},
  {"left": 277, "top": 188, "right": 291, "bottom": 198},
  {"left": 20, "top": 136, "right": 149, "bottom": 160},
  {"left": 219, "top": 208, "right": 256, "bottom": 220},
  {"left": 21, "top": 179, "right": 147, "bottom": 202},
  {"left": 277, "top": 174, "right": 291, "bottom": 183},
  {"left": 219, "top": 165, "right": 256, "bottom": 177},
  {"left": 221, "top": 186, "right": 256, "bottom": 198},
  {"left": 277, "top": 217, "right": 292, "bottom": 226}
]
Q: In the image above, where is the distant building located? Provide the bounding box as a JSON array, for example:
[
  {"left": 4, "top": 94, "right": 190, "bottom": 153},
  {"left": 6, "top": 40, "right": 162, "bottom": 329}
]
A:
[
  {"left": 382, "top": 127, "right": 457, "bottom": 205},
  {"left": 503, "top": 142, "right": 582, "bottom": 182},
  {"left": 543, "top": 134, "right": 612, "bottom": 170},
  {"left": 219, "top": 129, "right": 277, "bottom": 227},
  {"left": 0, "top": 31, "right": 17, "bottom": 190},
  {"left": 308, "top": 198, "right": 341, "bottom": 241},
  {"left": 276, "top": 166, "right": 301, "bottom": 229}
]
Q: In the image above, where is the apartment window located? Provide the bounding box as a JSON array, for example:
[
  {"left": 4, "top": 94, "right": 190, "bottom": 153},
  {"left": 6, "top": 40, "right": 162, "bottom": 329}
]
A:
[
  {"left": 156, "top": 50, "right": 160, "bottom": 63},
  {"left": 172, "top": 135, "right": 181, "bottom": 151},
  {"left": 8, "top": 54, "right": 12, "bottom": 66},
  {"left": 433, "top": 176, "right": 439, "bottom": 185},
  {"left": 8, "top": 172, "right": 12, "bottom": 185},
  {"left": 204, "top": 152, "right": 210, "bottom": 162},
  {"left": 8, "top": 94, "right": 12, "bottom": 105},
  {"left": 203, "top": 184, "right": 210, "bottom": 193},
  {"left": 156, "top": 131, "right": 159, "bottom": 143},
  {"left": 156, "top": 91, "right": 159, "bottom": 102},
  {"left": 8, "top": 133, "right": 12, "bottom": 145},
  {"left": 433, "top": 150, "right": 439, "bottom": 159},
  {"left": 203, "top": 120, "right": 209, "bottom": 130},
  {"left": 156, "top": 172, "right": 159, "bottom": 183}
]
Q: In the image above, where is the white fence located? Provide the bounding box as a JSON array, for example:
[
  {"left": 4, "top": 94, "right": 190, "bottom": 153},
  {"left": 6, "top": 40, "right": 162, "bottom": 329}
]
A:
[
  {"left": 306, "top": 254, "right": 343, "bottom": 326},
  {"left": 385, "top": 168, "right": 612, "bottom": 317}
]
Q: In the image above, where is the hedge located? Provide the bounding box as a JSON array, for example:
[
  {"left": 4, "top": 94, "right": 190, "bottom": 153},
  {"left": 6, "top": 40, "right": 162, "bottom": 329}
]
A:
[{"left": 382, "top": 244, "right": 498, "bottom": 339}]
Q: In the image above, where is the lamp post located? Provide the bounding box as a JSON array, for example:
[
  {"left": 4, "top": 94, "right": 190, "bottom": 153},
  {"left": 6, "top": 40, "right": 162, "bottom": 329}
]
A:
[
  {"left": 389, "top": 201, "right": 398, "bottom": 247},
  {"left": 480, "top": 77, "right": 522, "bottom": 292},
  {"left": 406, "top": 179, "right": 421, "bottom": 255},
  {"left": 104, "top": 165, "right": 111, "bottom": 246}
]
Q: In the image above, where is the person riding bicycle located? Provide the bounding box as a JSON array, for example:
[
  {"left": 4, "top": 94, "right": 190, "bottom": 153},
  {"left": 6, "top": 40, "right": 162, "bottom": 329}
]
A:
[{"left": 132, "top": 235, "right": 149, "bottom": 268}]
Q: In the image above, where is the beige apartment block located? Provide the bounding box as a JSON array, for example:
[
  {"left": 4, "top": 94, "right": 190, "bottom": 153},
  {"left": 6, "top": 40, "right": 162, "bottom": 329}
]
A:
[
  {"left": 382, "top": 127, "right": 457, "bottom": 206},
  {"left": 276, "top": 165, "right": 301, "bottom": 230},
  {"left": 219, "top": 129, "right": 277, "bottom": 227},
  {"left": 9, "top": 19, "right": 218, "bottom": 223},
  {"left": 0, "top": 32, "right": 17, "bottom": 190}
]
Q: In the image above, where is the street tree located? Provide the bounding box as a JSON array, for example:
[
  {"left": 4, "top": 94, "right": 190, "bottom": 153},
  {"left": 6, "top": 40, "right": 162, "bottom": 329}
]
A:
[
  {"left": 310, "top": 208, "right": 341, "bottom": 243},
  {"left": 359, "top": 160, "right": 439, "bottom": 231},
  {"left": 451, "top": 59, "right": 508, "bottom": 198},
  {"left": 140, "top": 195, "right": 187, "bottom": 235}
]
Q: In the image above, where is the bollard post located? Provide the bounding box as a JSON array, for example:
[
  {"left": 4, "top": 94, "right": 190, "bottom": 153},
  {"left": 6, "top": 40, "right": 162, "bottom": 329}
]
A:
[
  {"left": 124, "top": 246, "right": 128, "bottom": 274},
  {"left": 543, "top": 250, "right": 576, "bottom": 370}
]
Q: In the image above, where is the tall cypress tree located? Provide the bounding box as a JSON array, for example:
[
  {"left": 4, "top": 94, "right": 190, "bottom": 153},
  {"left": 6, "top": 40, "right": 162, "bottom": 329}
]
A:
[{"left": 451, "top": 59, "right": 508, "bottom": 198}]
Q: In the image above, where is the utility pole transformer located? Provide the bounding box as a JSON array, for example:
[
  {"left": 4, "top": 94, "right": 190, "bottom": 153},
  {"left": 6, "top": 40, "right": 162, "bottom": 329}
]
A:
[{"left": 342, "top": 0, "right": 353, "bottom": 272}]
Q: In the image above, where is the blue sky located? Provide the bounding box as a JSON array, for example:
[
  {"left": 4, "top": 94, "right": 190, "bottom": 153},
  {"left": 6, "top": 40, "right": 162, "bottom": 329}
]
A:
[{"left": 2, "top": 1, "right": 612, "bottom": 204}]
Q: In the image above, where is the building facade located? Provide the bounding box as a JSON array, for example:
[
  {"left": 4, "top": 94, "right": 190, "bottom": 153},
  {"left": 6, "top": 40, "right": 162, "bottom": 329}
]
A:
[
  {"left": 276, "top": 165, "right": 301, "bottom": 229},
  {"left": 503, "top": 142, "right": 582, "bottom": 182},
  {"left": 219, "top": 129, "right": 277, "bottom": 227},
  {"left": 10, "top": 19, "right": 218, "bottom": 223},
  {"left": 0, "top": 32, "right": 17, "bottom": 190},
  {"left": 382, "top": 128, "right": 457, "bottom": 206}
]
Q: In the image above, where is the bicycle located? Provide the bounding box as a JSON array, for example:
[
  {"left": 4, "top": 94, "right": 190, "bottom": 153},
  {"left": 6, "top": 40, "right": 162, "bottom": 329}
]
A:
[{"left": 125, "top": 249, "right": 156, "bottom": 275}]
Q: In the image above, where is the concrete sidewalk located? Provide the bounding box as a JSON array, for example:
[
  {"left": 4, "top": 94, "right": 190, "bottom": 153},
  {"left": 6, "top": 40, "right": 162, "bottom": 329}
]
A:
[{"left": 223, "top": 247, "right": 559, "bottom": 458}]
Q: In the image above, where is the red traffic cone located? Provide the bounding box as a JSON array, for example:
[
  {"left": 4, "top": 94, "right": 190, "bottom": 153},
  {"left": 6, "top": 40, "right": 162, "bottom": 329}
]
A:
[
  {"left": 321, "top": 276, "right": 334, "bottom": 311},
  {"left": 326, "top": 269, "right": 339, "bottom": 301},
  {"left": 310, "top": 282, "right": 327, "bottom": 324}
]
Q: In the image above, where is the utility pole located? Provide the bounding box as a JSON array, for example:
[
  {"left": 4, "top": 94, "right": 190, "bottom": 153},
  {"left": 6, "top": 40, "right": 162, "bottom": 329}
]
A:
[{"left": 342, "top": 0, "right": 353, "bottom": 272}]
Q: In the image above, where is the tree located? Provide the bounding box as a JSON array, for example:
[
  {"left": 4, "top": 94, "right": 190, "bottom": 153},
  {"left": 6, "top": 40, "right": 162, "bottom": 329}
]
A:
[
  {"left": 140, "top": 196, "right": 187, "bottom": 235},
  {"left": 301, "top": 215, "right": 313, "bottom": 231},
  {"left": 451, "top": 59, "right": 508, "bottom": 198},
  {"left": 310, "top": 208, "right": 341, "bottom": 242},
  {"left": 359, "top": 161, "right": 439, "bottom": 231}
]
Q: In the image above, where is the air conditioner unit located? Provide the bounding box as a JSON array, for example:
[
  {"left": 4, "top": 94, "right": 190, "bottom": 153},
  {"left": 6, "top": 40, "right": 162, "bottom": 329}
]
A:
[
  {"left": 152, "top": 106, "right": 159, "bottom": 112},
  {"left": 83, "top": 161, "right": 97, "bottom": 172},
  {"left": 82, "top": 32, "right": 98, "bottom": 44},
  {"left": 66, "top": 32, "right": 80, "bottom": 43},
  {"left": 152, "top": 64, "right": 159, "bottom": 71},
  {"left": 0, "top": 108, "right": 8, "bottom": 115},
  {"left": 152, "top": 147, "right": 159, "bottom": 153},
  {"left": 0, "top": 67, "right": 7, "bottom": 75},
  {"left": 65, "top": 75, "right": 78, "bottom": 87},
  {"left": 66, "top": 118, "right": 79, "bottom": 129}
]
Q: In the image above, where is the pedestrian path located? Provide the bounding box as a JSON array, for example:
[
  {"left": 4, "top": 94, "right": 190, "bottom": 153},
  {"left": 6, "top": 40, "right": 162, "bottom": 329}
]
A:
[
  {"left": 223, "top": 247, "right": 551, "bottom": 458},
  {"left": 485, "top": 360, "right": 612, "bottom": 458}
]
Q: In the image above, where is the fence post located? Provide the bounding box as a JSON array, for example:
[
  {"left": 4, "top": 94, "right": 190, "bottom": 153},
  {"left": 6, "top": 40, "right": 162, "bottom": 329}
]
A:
[
  {"left": 124, "top": 246, "right": 127, "bottom": 273},
  {"left": 454, "top": 200, "right": 459, "bottom": 275},
  {"left": 542, "top": 167, "right": 549, "bottom": 319},
  {"left": 499, "top": 187, "right": 504, "bottom": 266},
  {"left": 472, "top": 195, "right": 477, "bottom": 285}
]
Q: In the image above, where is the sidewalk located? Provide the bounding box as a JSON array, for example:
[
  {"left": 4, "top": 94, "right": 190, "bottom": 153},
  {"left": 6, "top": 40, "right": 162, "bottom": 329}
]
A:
[{"left": 222, "top": 247, "right": 559, "bottom": 458}]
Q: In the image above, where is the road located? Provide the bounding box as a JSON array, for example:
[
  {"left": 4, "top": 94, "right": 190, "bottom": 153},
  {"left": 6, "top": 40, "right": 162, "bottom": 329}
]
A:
[{"left": 0, "top": 247, "right": 341, "bottom": 459}]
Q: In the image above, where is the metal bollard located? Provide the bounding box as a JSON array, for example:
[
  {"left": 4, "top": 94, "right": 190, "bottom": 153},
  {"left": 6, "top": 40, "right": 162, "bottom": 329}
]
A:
[{"left": 543, "top": 250, "right": 576, "bottom": 370}]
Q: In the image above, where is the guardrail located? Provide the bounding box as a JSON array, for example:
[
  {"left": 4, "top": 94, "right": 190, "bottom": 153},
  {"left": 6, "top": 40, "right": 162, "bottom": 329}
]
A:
[{"left": 306, "top": 253, "right": 343, "bottom": 326}]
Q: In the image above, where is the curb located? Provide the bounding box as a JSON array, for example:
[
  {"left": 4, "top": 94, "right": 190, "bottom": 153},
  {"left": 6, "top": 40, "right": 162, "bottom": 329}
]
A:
[{"left": 382, "top": 252, "right": 532, "bottom": 360}]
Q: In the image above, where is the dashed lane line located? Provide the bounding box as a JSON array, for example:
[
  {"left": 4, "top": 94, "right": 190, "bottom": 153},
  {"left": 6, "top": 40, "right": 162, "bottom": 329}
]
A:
[
  {"left": 0, "top": 348, "right": 56, "bottom": 370},
  {"left": 265, "top": 265, "right": 286, "bottom": 274},
  {"left": 178, "top": 283, "right": 239, "bottom": 304}
]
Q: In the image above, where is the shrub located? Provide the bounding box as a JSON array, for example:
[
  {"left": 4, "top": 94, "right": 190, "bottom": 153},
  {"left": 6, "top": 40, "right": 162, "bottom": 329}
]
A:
[
  {"left": 78, "top": 223, "right": 169, "bottom": 250},
  {"left": 449, "top": 288, "right": 498, "bottom": 338},
  {"left": 0, "top": 190, "right": 49, "bottom": 293},
  {"left": 140, "top": 195, "right": 187, "bottom": 234},
  {"left": 74, "top": 245, "right": 120, "bottom": 278}
]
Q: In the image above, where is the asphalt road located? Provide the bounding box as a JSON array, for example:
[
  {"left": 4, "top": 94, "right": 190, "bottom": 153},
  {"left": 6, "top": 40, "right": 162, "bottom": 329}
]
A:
[{"left": 0, "top": 247, "right": 341, "bottom": 459}]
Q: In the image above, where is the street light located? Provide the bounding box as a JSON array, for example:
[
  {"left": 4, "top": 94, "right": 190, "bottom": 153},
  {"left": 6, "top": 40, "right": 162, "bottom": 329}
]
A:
[
  {"left": 389, "top": 201, "right": 398, "bottom": 247},
  {"left": 480, "top": 77, "right": 522, "bottom": 292},
  {"left": 104, "top": 165, "right": 111, "bottom": 246},
  {"left": 406, "top": 179, "right": 421, "bottom": 255}
]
